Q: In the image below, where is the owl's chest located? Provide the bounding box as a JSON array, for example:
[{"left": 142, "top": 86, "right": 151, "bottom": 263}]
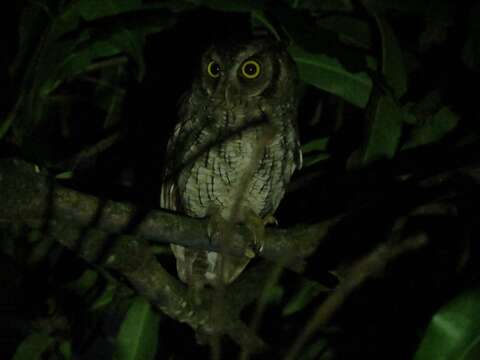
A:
[{"left": 178, "top": 128, "right": 288, "bottom": 220}]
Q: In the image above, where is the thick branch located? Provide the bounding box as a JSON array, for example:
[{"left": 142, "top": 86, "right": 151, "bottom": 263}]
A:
[
  {"left": 0, "top": 158, "right": 339, "bottom": 269},
  {"left": 40, "top": 220, "right": 265, "bottom": 349}
]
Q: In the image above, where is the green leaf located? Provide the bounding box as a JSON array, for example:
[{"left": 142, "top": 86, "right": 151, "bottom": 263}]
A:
[
  {"left": 274, "top": 5, "right": 373, "bottom": 107},
  {"left": 283, "top": 280, "right": 329, "bottom": 316},
  {"left": 251, "top": 10, "right": 281, "bottom": 40},
  {"left": 50, "top": 41, "right": 120, "bottom": 92},
  {"left": 290, "top": 45, "right": 372, "bottom": 108},
  {"left": 73, "top": 0, "right": 143, "bottom": 20},
  {"left": 299, "top": 338, "right": 330, "bottom": 360},
  {"left": 462, "top": 2, "right": 480, "bottom": 72},
  {"left": 27, "top": 236, "right": 56, "bottom": 265},
  {"left": 402, "top": 107, "right": 458, "bottom": 150},
  {"left": 369, "top": 7, "right": 408, "bottom": 98},
  {"left": 349, "top": 94, "right": 403, "bottom": 168},
  {"left": 10, "top": 1, "right": 52, "bottom": 80},
  {"left": 66, "top": 269, "right": 99, "bottom": 296},
  {"left": 318, "top": 15, "right": 373, "bottom": 50},
  {"left": 55, "top": 171, "right": 74, "bottom": 179},
  {"left": 0, "top": 98, "right": 21, "bottom": 140},
  {"left": 462, "top": 34, "right": 480, "bottom": 72},
  {"left": 303, "top": 154, "right": 330, "bottom": 168},
  {"left": 103, "top": 87, "right": 127, "bottom": 129},
  {"left": 59, "top": 341, "right": 73, "bottom": 359},
  {"left": 12, "top": 3, "right": 175, "bottom": 144},
  {"left": 414, "top": 288, "right": 480, "bottom": 360},
  {"left": 302, "top": 138, "right": 329, "bottom": 154},
  {"left": 90, "top": 281, "right": 117, "bottom": 311},
  {"left": 264, "top": 284, "right": 285, "bottom": 305},
  {"left": 193, "top": 0, "right": 266, "bottom": 12},
  {"left": 369, "top": 0, "right": 435, "bottom": 15},
  {"left": 301, "top": 138, "right": 330, "bottom": 167},
  {"left": 286, "top": 0, "right": 354, "bottom": 12},
  {"left": 114, "top": 297, "right": 160, "bottom": 360},
  {"left": 418, "top": 2, "right": 452, "bottom": 53},
  {"left": 12, "top": 333, "right": 54, "bottom": 360},
  {"left": 55, "top": 8, "right": 175, "bottom": 82}
]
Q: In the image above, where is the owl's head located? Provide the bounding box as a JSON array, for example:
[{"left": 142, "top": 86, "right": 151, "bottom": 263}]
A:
[{"left": 198, "top": 37, "right": 298, "bottom": 106}]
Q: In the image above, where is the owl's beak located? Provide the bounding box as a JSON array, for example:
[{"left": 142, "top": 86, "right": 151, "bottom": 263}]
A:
[
  {"left": 212, "top": 77, "right": 235, "bottom": 109},
  {"left": 223, "top": 84, "right": 235, "bottom": 110}
]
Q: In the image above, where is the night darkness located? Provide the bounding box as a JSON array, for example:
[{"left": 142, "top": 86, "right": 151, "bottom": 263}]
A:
[{"left": 2, "top": 1, "right": 480, "bottom": 359}]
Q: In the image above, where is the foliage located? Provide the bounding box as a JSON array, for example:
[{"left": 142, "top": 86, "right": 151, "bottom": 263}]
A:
[
  {"left": 414, "top": 289, "right": 480, "bottom": 360},
  {"left": 114, "top": 297, "right": 160, "bottom": 360},
  {"left": 1, "top": 0, "right": 479, "bottom": 359}
]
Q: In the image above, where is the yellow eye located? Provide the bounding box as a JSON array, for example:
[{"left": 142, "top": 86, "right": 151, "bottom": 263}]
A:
[
  {"left": 241, "top": 60, "right": 261, "bottom": 79},
  {"left": 207, "top": 61, "right": 221, "bottom": 78}
]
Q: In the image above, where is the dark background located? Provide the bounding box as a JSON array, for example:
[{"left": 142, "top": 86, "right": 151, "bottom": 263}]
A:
[{"left": 2, "top": 1, "right": 480, "bottom": 359}]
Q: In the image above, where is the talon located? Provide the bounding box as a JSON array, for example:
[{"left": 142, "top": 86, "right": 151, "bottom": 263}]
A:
[
  {"left": 206, "top": 208, "right": 227, "bottom": 245},
  {"left": 243, "top": 210, "right": 268, "bottom": 256},
  {"left": 255, "top": 239, "right": 265, "bottom": 253},
  {"left": 244, "top": 248, "right": 256, "bottom": 258},
  {"left": 263, "top": 214, "right": 278, "bottom": 226}
]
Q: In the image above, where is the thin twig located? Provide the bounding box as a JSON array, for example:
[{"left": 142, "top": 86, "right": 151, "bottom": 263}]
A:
[
  {"left": 84, "top": 56, "right": 129, "bottom": 73},
  {"left": 285, "top": 233, "right": 428, "bottom": 360}
]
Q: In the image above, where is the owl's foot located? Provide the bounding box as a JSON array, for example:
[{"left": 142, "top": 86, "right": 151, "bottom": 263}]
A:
[
  {"left": 207, "top": 207, "right": 254, "bottom": 258},
  {"left": 207, "top": 210, "right": 223, "bottom": 238},
  {"left": 263, "top": 213, "right": 278, "bottom": 226},
  {"left": 206, "top": 208, "right": 253, "bottom": 284},
  {"left": 208, "top": 210, "right": 276, "bottom": 258},
  {"left": 187, "top": 284, "right": 204, "bottom": 308},
  {"left": 206, "top": 209, "right": 232, "bottom": 249},
  {"left": 244, "top": 211, "right": 276, "bottom": 256}
]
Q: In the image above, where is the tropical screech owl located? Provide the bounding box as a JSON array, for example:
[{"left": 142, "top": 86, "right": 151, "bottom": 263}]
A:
[{"left": 160, "top": 36, "right": 302, "bottom": 288}]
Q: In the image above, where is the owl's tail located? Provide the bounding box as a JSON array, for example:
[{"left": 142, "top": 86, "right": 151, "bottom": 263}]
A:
[{"left": 171, "top": 244, "right": 250, "bottom": 287}]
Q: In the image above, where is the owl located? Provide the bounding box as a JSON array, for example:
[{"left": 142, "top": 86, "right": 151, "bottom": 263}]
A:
[{"left": 160, "top": 37, "right": 302, "bottom": 288}]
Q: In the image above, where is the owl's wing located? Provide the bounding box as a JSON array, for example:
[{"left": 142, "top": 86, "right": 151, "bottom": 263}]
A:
[
  {"left": 291, "top": 102, "right": 303, "bottom": 172},
  {"left": 160, "top": 178, "right": 178, "bottom": 211},
  {"left": 160, "top": 113, "right": 182, "bottom": 211},
  {"left": 294, "top": 137, "right": 303, "bottom": 171},
  {"left": 160, "top": 89, "right": 196, "bottom": 211}
]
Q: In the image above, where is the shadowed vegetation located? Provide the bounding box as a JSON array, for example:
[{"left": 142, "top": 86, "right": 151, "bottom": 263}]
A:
[{"left": 2, "top": 0, "right": 480, "bottom": 359}]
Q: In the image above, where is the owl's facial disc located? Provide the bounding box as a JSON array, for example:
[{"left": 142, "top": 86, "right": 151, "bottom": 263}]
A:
[{"left": 200, "top": 41, "right": 287, "bottom": 102}]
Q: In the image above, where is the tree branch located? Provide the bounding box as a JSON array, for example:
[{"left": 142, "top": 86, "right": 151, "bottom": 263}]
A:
[
  {"left": 0, "top": 158, "right": 340, "bottom": 271},
  {"left": 285, "top": 231, "right": 428, "bottom": 360}
]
